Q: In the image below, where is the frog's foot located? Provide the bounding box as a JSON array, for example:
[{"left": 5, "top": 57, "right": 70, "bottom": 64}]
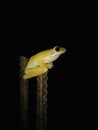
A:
[{"left": 46, "top": 63, "right": 54, "bottom": 69}]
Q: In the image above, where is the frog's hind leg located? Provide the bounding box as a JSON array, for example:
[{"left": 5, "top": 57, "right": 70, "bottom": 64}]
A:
[{"left": 23, "top": 66, "right": 48, "bottom": 79}]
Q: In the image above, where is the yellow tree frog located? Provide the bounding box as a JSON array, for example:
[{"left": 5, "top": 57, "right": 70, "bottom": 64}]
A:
[{"left": 23, "top": 46, "right": 66, "bottom": 79}]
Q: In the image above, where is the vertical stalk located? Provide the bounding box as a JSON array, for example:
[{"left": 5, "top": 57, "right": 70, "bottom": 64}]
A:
[
  {"left": 36, "top": 72, "right": 48, "bottom": 130},
  {"left": 19, "top": 56, "right": 29, "bottom": 130}
]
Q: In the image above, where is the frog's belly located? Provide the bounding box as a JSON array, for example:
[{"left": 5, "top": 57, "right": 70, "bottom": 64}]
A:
[{"left": 26, "top": 61, "right": 38, "bottom": 68}]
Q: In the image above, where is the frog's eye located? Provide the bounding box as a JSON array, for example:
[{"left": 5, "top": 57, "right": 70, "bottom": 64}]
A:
[{"left": 55, "top": 46, "right": 60, "bottom": 52}]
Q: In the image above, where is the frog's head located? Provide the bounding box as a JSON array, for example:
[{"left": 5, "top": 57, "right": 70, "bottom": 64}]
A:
[
  {"left": 50, "top": 46, "right": 67, "bottom": 62},
  {"left": 53, "top": 46, "right": 66, "bottom": 54}
]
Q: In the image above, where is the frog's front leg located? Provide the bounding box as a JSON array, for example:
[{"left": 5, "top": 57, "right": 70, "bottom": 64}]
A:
[
  {"left": 46, "top": 62, "right": 54, "bottom": 69},
  {"left": 23, "top": 65, "right": 48, "bottom": 79}
]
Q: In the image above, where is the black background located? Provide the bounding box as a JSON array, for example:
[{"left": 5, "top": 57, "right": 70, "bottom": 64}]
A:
[{"left": 1, "top": 2, "right": 95, "bottom": 130}]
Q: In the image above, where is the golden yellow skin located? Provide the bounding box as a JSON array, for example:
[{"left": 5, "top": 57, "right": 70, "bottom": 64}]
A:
[{"left": 23, "top": 46, "right": 66, "bottom": 79}]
